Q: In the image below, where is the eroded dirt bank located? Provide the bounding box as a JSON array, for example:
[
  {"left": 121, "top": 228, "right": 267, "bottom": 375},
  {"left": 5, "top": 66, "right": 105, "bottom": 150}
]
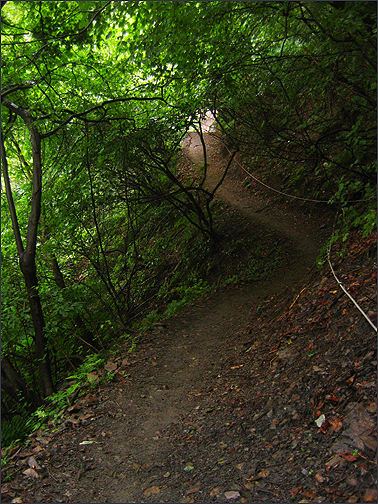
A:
[{"left": 2, "top": 131, "right": 376, "bottom": 504}]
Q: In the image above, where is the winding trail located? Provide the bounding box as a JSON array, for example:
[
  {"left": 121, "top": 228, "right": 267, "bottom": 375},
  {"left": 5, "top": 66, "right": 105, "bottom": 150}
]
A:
[
  {"left": 78, "top": 130, "right": 327, "bottom": 503},
  {"left": 182, "top": 128, "right": 323, "bottom": 276},
  {"left": 38, "top": 129, "right": 329, "bottom": 503}
]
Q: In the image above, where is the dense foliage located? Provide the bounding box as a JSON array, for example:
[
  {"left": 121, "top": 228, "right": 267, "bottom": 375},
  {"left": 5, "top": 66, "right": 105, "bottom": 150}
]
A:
[{"left": 1, "top": 1, "right": 376, "bottom": 446}]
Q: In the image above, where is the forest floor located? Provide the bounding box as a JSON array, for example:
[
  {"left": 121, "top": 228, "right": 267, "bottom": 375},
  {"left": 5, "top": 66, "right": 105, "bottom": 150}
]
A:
[{"left": 1, "top": 123, "right": 377, "bottom": 504}]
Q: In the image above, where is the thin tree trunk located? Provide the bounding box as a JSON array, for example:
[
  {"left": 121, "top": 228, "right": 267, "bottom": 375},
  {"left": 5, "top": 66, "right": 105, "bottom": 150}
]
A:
[
  {"left": 1, "top": 102, "right": 54, "bottom": 397},
  {"left": 1, "top": 356, "right": 41, "bottom": 409},
  {"left": 21, "top": 263, "right": 54, "bottom": 396}
]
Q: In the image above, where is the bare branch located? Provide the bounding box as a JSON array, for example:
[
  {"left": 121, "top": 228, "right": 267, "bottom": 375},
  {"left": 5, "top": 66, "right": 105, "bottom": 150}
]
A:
[{"left": 1, "top": 134, "right": 25, "bottom": 256}]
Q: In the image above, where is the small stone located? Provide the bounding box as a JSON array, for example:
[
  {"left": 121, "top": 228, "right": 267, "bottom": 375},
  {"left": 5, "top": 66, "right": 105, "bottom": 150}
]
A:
[
  {"left": 225, "top": 490, "right": 241, "bottom": 500},
  {"left": 22, "top": 468, "right": 40, "bottom": 479}
]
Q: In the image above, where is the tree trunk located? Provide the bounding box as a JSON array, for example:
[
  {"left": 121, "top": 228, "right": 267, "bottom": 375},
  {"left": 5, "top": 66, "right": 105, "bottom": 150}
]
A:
[
  {"left": 51, "top": 254, "right": 66, "bottom": 289},
  {"left": 20, "top": 259, "right": 54, "bottom": 397},
  {"left": 1, "top": 356, "right": 41, "bottom": 409},
  {"left": 1, "top": 101, "right": 54, "bottom": 398}
]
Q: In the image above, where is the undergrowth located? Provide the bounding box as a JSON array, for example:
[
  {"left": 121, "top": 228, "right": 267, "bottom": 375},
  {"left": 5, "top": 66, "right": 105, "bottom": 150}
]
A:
[{"left": 0, "top": 353, "right": 112, "bottom": 450}]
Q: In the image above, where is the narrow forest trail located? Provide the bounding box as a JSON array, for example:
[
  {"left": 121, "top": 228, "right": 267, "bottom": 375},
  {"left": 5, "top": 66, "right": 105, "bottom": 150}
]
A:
[
  {"left": 182, "top": 126, "right": 324, "bottom": 282},
  {"left": 13, "top": 126, "right": 378, "bottom": 504},
  {"left": 59, "top": 128, "right": 329, "bottom": 503}
]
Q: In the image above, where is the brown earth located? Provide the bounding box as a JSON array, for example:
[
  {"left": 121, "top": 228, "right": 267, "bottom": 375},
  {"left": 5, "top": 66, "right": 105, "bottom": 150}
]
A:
[{"left": 1, "top": 128, "right": 376, "bottom": 504}]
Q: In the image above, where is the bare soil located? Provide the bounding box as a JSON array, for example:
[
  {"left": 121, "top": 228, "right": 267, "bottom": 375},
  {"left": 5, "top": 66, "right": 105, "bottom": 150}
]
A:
[{"left": 2, "top": 129, "right": 376, "bottom": 504}]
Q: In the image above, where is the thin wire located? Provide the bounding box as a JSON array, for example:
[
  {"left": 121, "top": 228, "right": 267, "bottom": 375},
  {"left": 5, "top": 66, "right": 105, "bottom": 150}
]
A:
[
  {"left": 210, "top": 131, "right": 374, "bottom": 204},
  {"left": 327, "top": 209, "right": 377, "bottom": 333},
  {"left": 327, "top": 248, "right": 377, "bottom": 332},
  {"left": 239, "top": 164, "right": 330, "bottom": 203},
  {"left": 208, "top": 125, "right": 377, "bottom": 331}
]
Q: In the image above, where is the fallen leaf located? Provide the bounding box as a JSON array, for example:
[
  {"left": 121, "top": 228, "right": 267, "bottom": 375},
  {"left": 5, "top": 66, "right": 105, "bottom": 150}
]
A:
[
  {"left": 302, "top": 490, "right": 316, "bottom": 499},
  {"left": 210, "top": 488, "right": 221, "bottom": 497},
  {"left": 328, "top": 417, "right": 343, "bottom": 432},
  {"left": 315, "top": 471, "right": 325, "bottom": 483},
  {"left": 225, "top": 491, "right": 241, "bottom": 500},
  {"left": 328, "top": 394, "right": 339, "bottom": 403},
  {"left": 186, "top": 486, "right": 200, "bottom": 495},
  {"left": 366, "top": 402, "right": 377, "bottom": 413},
  {"left": 363, "top": 488, "right": 377, "bottom": 502},
  {"left": 35, "top": 436, "right": 50, "bottom": 446},
  {"left": 104, "top": 362, "right": 117, "bottom": 372},
  {"left": 143, "top": 486, "right": 160, "bottom": 496},
  {"left": 67, "top": 403, "right": 81, "bottom": 413},
  {"left": 290, "top": 486, "right": 302, "bottom": 497},
  {"left": 28, "top": 457, "right": 41, "bottom": 471},
  {"left": 315, "top": 414, "right": 326, "bottom": 427},
  {"left": 361, "top": 434, "right": 377, "bottom": 451},
  {"left": 184, "top": 464, "right": 194, "bottom": 471},
  {"left": 339, "top": 452, "right": 357, "bottom": 462},
  {"left": 325, "top": 454, "right": 343, "bottom": 469},
  {"left": 86, "top": 372, "right": 99, "bottom": 383},
  {"left": 257, "top": 469, "right": 270, "bottom": 478}
]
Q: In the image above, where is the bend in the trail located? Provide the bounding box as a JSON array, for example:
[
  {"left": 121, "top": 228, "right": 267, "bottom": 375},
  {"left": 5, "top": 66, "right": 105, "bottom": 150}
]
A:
[
  {"left": 18, "top": 127, "right": 331, "bottom": 504},
  {"left": 96, "top": 130, "right": 329, "bottom": 503},
  {"left": 182, "top": 129, "right": 324, "bottom": 279}
]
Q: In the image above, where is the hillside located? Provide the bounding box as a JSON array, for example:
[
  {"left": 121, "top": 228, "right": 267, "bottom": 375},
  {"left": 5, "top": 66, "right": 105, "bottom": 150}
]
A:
[
  {"left": 2, "top": 129, "right": 376, "bottom": 504},
  {"left": 1, "top": 3, "right": 376, "bottom": 502}
]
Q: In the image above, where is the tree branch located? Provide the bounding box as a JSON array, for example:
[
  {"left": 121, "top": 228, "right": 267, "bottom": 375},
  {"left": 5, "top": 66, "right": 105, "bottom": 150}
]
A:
[{"left": 1, "top": 133, "right": 25, "bottom": 256}]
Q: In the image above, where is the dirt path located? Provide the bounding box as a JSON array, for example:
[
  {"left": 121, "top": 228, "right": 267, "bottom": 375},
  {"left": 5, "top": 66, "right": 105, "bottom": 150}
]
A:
[
  {"left": 182, "top": 129, "right": 324, "bottom": 277},
  {"left": 92, "top": 130, "right": 326, "bottom": 503},
  {"left": 64, "top": 132, "right": 325, "bottom": 503},
  {"left": 5, "top": 128, "right": 376, "bottom": 504}
]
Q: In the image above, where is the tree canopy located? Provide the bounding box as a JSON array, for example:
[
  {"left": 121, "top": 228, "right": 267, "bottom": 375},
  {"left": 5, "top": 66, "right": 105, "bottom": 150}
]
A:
[{"left": 1, "top": 1, "right": 376, "bottom": 445}]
